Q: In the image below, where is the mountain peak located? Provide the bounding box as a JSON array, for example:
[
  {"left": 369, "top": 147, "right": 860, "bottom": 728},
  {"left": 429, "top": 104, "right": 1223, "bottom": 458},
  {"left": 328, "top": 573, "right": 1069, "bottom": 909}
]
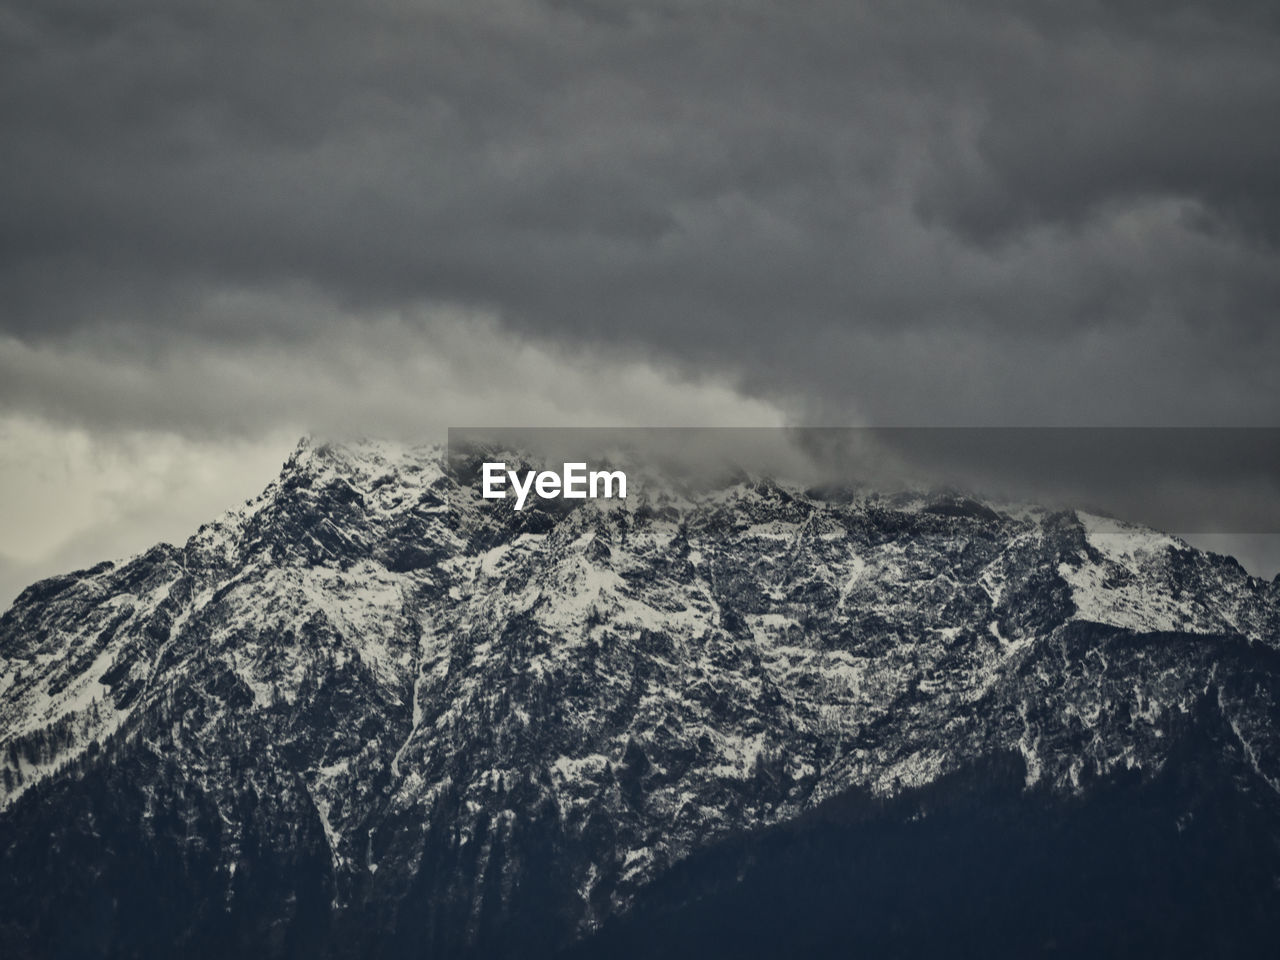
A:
[{"left": 2, "top": 437, "right": 1279, "bottom": 955}]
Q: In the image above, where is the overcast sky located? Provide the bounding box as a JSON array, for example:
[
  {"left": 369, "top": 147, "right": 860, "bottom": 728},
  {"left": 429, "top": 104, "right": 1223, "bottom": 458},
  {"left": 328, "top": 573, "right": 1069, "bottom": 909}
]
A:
[{"left": 2, "top": 0, "right": 1278, "bottom": 601}]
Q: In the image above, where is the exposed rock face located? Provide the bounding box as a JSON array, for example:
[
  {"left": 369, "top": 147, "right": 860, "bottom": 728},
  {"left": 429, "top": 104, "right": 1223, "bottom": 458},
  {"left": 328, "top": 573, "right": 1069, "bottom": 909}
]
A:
[{"left": 2, "top": 439, "right": 1279, "bottom": 957}]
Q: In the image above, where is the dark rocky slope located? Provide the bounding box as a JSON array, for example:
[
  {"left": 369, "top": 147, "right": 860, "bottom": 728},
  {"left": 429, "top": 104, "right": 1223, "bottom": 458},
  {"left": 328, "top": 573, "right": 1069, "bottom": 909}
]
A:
[{"left": 2, "top": 439, "right": 1278, "bottom": 957}]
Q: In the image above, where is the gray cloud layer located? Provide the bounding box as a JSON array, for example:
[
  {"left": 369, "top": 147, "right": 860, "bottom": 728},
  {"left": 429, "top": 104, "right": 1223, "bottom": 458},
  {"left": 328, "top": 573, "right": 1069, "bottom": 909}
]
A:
[
  {"left": 2, "top": 0, "right": 1277, "bottom": 429},
  {"left": 2, "top": 0, "right": 1280, "bottom": 595}
]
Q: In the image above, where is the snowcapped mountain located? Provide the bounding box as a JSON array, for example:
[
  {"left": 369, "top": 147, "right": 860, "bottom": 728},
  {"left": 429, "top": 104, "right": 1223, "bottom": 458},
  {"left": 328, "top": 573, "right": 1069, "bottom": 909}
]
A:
[{"left": 2, "top": 438, "right": 1279, "bottom": 958}]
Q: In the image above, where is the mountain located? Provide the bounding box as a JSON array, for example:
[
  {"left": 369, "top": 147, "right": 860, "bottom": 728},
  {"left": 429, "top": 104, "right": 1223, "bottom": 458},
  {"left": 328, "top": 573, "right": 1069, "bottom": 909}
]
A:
[{"left": 2, "top": 438, "right": 1279, "bottom": 958}]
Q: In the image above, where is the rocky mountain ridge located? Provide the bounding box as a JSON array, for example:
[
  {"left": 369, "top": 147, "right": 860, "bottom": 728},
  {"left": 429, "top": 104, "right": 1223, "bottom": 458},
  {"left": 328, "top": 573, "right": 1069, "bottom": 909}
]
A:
[{"left": 2, "top": 437, "right": 1279, "bottom": 957}]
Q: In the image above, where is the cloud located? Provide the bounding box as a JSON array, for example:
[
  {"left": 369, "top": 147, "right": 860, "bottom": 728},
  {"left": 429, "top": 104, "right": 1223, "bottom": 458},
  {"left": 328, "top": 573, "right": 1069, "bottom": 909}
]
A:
[
  {"left": 0, "top": 0, "right": 1275, "bottom": 424},
  {"left": 0, "top": 297, "right": 788, "bottom": 436},
  {"left": 0, "top": 0, "right": 1277, "bottom": 590},
  {"left": 0, "top": 300, "right": 789, "bottom": 604}
]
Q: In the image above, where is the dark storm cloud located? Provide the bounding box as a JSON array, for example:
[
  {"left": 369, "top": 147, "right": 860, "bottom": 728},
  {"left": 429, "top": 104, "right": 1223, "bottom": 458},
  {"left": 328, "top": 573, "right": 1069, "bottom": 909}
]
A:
[
  {"left": 908, "top": 3, "right": 1280, "bottom": 244},
  {"left": 1, "top": 0, "right": 1278, "bottom": 426}
]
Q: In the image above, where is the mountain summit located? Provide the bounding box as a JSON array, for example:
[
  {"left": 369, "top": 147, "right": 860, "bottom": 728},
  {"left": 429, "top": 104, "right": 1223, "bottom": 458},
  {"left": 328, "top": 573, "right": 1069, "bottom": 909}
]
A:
[{"left": 2, "top": 439, "right": 1279, "bottom": 958}]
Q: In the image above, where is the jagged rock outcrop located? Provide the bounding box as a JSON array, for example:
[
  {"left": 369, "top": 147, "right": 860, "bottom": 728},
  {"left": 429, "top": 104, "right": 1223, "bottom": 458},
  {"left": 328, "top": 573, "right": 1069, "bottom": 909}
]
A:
[{"left": 2, "top": 439, "right": 1278, "bottom": 957}]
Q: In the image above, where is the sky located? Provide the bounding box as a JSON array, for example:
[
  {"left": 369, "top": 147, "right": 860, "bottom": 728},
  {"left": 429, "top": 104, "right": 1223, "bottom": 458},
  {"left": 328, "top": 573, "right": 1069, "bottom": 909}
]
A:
[{"left": 1, "top": 0, "right": 1278, "bottom": 602}]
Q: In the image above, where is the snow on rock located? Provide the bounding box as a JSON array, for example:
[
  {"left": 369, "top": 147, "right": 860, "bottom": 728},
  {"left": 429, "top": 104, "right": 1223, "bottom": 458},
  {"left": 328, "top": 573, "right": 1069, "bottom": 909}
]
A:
[{"left": 2, "top": 438, "right": 1279, "bottom": 946}]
